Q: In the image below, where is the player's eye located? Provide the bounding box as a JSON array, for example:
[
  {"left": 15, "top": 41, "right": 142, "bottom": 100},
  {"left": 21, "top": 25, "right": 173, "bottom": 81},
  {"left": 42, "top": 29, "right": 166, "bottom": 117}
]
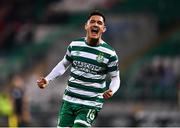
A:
[
  {"left": 90, "top": 20, "right": 96, "bottom": 24},
  {"left": 97, "top": 21, "right": 103, "bottom": 25}
]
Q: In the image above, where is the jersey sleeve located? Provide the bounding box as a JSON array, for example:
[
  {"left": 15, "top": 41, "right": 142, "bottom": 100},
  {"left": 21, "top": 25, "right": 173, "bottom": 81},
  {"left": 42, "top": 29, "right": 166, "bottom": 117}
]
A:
[
  {"left": 45, "top": 44, "right": 72, "bottom": 82},
  {"left": 107, "top": 53, "right": 119, "bottom": 77},
  {"left": 65, "top": 45, "right": 73, "bottom": 63}
]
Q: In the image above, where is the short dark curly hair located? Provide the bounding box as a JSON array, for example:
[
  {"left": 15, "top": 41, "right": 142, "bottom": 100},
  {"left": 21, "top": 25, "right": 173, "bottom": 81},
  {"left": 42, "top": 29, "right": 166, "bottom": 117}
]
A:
[{"left": 87, "top": 10, "right": 106, "bottom": 23}]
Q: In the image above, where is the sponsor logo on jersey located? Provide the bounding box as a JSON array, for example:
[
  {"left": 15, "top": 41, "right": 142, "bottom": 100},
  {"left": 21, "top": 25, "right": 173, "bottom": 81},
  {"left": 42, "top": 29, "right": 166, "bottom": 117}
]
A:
[{"left": 73, "top": 61, "right": 102, "bottom": 74}]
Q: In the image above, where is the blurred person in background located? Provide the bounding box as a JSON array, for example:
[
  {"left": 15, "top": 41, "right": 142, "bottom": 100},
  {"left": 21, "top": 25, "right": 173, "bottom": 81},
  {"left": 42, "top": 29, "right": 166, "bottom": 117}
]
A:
[
  {"left": 37, "top": 10, "right": 120, "bottom": 127},
  {"left": 0, "top": 88, "right": 13, "bottom": 127},
  {"left": 10, "top": 75, "right": 30, "bottom": 127}
]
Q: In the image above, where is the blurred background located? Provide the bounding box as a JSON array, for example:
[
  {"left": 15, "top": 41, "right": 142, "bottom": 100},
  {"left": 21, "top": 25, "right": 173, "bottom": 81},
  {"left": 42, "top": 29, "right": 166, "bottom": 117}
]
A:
[{"left": 0, "top": 0, "right": 180, "bottom": 127}]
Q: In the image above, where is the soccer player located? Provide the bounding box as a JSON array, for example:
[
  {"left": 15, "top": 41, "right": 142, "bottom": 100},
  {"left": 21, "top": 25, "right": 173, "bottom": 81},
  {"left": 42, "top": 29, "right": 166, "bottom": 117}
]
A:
[{"left": 37, "top": 10, "right": 120, "bottom": 127}]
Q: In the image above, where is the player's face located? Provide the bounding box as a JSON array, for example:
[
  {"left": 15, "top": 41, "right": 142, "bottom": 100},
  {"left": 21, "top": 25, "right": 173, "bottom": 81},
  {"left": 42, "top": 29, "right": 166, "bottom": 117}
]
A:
[{"left": 85, "top": 15, "right": 106, "bottom": 40}]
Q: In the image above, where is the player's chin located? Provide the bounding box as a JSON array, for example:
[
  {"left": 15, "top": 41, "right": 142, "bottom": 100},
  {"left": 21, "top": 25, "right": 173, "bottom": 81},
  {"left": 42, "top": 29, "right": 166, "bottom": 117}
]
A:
[{"left": 89, "top": 35, "right": 100, "bottom": 40}]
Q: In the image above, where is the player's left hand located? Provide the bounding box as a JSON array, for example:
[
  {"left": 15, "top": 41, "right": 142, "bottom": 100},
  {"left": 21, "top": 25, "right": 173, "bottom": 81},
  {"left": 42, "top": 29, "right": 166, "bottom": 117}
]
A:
[{"left": 103, "top": 89, "right": 113, "bottom": 99}]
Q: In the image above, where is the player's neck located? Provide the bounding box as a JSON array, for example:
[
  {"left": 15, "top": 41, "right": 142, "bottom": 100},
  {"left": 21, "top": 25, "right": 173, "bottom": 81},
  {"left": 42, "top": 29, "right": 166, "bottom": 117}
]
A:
[{"left": 86, "top": 37, "right": 101, "bottom": 46}]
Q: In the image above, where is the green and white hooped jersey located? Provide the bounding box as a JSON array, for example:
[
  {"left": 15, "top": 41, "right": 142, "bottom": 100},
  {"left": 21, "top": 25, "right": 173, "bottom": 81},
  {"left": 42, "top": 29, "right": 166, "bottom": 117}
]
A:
[{"left": 63, "top": 38, "right": 119, "bottom": 110}]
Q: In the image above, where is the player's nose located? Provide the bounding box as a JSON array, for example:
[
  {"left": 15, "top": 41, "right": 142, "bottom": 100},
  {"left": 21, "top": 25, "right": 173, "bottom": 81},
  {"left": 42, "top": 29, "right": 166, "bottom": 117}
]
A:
[{"left": 92, "top": 21, "right": 98, "bottom": 26}]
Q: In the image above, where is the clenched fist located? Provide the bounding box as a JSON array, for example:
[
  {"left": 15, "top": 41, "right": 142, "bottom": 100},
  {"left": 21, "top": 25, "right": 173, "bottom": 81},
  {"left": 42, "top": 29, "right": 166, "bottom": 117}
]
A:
[
  {"left": 103, "top": 89, "right": 113, "bottom": 99},
  {"left": 37, "top": 77, "right": 48, "bottom": 89}
]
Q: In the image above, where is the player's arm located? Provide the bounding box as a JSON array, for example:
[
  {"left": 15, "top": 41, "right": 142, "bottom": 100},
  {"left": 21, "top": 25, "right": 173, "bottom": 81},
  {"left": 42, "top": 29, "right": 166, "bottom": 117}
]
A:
[
  {"left": 37, "top": 57, "right": 71, "bottom": 89},
  {"left": 103, "top": 71, "right": 120, "bottom": 99},
  {"left": 103, "top": 52, "right": 120, "bottom": 99}
]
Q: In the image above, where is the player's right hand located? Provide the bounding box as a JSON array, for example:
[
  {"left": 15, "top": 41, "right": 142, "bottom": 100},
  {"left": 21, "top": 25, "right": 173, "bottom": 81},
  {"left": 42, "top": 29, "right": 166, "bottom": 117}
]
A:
[{"left": 37, "top": 77, "right": 48, "bottom": 89}]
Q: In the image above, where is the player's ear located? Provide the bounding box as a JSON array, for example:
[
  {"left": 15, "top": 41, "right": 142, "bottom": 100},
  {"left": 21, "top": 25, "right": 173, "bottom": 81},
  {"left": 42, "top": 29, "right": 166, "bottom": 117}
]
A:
[
  {"left": 103, "top": 26, "right": 106, "bottom": 33},
  {"left": 85, "top": 23, "right": 88, "bottom": 30}
]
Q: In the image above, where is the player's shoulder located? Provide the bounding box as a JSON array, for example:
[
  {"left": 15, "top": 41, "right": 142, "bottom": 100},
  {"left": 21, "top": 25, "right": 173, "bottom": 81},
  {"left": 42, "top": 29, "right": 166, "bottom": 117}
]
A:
[
  {"left": 69, "top": 37, "right": 85, "bottom": 46},
  {"left": 100, "top": 41, "right": 117, "bottom": 57},
  {"left": 101, "top": 41, "right": 115, "bottom": 52}
]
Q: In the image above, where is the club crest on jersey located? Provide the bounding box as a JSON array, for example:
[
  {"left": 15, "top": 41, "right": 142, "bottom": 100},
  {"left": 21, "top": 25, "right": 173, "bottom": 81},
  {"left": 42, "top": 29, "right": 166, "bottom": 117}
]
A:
[
  {"left": 96, "top": 53, "right": 104, "bottom": 63},
  {"left": 74, "top": 51, "right": 80, "bottom": 56}
]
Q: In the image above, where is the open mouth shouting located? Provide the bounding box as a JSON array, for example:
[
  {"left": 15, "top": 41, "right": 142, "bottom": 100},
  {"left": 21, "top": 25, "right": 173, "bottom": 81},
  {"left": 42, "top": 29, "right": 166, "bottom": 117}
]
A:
[{"left": 90, "top": 26, "right": 100, "bottom": 38}]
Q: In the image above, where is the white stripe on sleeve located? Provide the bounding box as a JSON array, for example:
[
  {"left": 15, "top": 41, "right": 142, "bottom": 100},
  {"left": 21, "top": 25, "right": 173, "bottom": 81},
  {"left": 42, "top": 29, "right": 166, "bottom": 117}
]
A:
[
  {"left": 45, "top": 57, "right": 71, "bottom": 82},
  {"left": 109, "top": 71, "right": 120, "bottom": 94}
]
